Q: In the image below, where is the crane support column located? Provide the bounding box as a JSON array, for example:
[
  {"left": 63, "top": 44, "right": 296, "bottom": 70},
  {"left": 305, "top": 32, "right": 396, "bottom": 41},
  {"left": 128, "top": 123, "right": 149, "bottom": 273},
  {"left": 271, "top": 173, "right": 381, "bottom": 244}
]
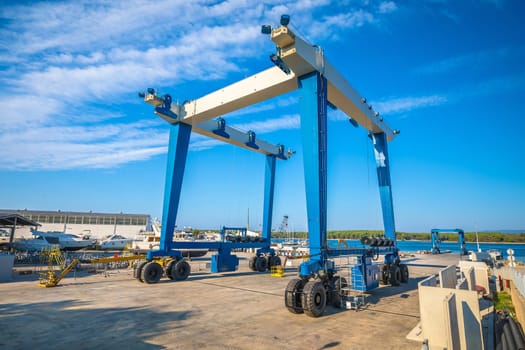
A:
[
  {"left": 299, "top": 72, "right": 328, "bottom": 275},
  {"left": 371, "top": 132, "right": 396, "bottom": 243},
  {"left": 158, "top": 123, "right": 192, "bottom": 255},
  {"left": 261, "top": 155, "right": 276, "bottom": 241}
]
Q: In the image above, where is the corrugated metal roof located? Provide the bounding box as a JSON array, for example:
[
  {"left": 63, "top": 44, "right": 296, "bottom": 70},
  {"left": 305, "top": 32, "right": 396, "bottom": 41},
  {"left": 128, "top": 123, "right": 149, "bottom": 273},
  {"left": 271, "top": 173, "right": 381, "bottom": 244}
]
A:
[{"left": 0, "top": 214, "right": 40, "bottom": 227}]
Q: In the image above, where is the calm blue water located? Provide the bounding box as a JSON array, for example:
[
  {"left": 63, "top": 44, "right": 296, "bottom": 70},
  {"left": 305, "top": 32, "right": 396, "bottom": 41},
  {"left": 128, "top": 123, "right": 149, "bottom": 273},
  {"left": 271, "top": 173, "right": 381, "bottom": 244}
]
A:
[{"left": 272, "top": 238, "right": 525, "bottom": 263}]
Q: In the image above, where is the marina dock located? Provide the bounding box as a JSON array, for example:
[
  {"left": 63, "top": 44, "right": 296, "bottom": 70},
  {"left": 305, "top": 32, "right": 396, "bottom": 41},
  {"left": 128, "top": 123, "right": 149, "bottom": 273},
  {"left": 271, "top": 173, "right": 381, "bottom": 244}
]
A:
[{"left": 1, "top": 252, "right": 465, "bottom": 349}]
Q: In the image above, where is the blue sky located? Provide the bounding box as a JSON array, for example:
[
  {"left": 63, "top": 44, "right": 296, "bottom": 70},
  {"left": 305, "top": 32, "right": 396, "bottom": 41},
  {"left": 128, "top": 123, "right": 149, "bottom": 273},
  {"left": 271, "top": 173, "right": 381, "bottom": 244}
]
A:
[{"left": 1, "top": 0, "right": 524, "bottom": 233}]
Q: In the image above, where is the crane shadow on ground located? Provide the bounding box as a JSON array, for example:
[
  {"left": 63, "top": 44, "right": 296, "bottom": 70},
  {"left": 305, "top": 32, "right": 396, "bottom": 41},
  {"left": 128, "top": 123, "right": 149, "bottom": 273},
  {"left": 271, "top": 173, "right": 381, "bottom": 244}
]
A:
[{"left": 0, "top": 299, "right": 193, "bottom": 349}]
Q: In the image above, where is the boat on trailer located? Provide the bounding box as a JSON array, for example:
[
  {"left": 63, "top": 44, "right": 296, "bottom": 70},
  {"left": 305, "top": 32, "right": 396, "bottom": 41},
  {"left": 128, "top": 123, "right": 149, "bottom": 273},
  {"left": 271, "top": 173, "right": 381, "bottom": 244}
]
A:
[
  {"left": 99, "top": 234, "right": 134, "bottom": 250},
  {"left": 28, "top": 228, "right": 96, "bottom": 251},
  {"left": 132, "top": 231, "right": 208, "bottom": 258}
]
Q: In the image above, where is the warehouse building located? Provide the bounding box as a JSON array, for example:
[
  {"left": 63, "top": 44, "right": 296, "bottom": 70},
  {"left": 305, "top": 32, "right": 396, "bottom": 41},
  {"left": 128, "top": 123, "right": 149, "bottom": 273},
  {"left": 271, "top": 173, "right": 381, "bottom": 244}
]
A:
[{"left": 0, "top": 209, "right": 151, "bottom": 240}]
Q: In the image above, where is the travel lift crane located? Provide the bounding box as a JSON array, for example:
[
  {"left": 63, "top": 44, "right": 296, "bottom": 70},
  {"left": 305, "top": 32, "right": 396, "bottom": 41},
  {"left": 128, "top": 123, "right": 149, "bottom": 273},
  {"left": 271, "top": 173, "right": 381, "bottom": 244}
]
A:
[
  {"left": 140, "top": 15, "right": 407, "bottom": 317},
  {"left": 431, "top": 228, "right": 468, "bottom": 255}
]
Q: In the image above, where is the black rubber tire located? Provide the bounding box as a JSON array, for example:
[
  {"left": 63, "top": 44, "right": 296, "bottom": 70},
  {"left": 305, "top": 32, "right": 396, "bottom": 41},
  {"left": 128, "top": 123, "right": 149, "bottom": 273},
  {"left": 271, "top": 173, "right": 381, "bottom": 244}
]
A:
[
  {"left": 254, "top": 256, "right": 267, "bottom": 272},
  {"left": 269, "top": 255, "right": 281, "bottom": 267},
  {"left": 248, "top": 256, "right": 257, "bottom": 271},
  {"left": 171, "top": 260, "right": 191, "bottom": 281},
  {"left": 380, "top": 265, "right": 389, "bottom": 285},
  {"left": 141, "top": 262, "right": 163, "bottom": 284},
  {"left": 331, "top": 277, "right": 348, "bottom": 308},
  {"left": 389, "top": 265, "right": 401, "bottom": 286},
  {"left": 165, "top": 258, "right": 179, "bottom": 280},
  {"left": 285, "top": 278, "right": 305, "bottom": 314},
  {"left": 399, "top": 264, "right": 409, "bottom": 283},
  {"left": 360, "top": 236, "right": 370, "bottom": 245},
  {"left": 134, "top": 261, "right": 148, "bottom": 282},
  {"left": 302, "top": 280, "right": 327, "bottom": 318}
]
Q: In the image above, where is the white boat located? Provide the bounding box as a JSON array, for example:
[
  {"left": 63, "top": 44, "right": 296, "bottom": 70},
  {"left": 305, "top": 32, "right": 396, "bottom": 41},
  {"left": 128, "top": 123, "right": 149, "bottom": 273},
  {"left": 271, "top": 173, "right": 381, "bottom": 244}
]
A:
[
  {"left": 487, "top": 249, "right": 503, "bottom": 263},
  {"left": 29, "top": 228, "right": 96, "bottom": 251},
  {"left": 132, "top": 231, "right": 208, "bottom": 258},
  {"left": 99, "top": 234, "right": 134, "bottom": 250},
  {"left": 12, "top": 235, "right": 56, "bottom": 251},
  {"left": 132, "top": 231, "right": 161, "bottom": 251},
  {"left": 273, "top": 240, "right": 309, "bottom": 257},
  {"left": 0, "top": 229, "right": 10, "bottom": 247}
]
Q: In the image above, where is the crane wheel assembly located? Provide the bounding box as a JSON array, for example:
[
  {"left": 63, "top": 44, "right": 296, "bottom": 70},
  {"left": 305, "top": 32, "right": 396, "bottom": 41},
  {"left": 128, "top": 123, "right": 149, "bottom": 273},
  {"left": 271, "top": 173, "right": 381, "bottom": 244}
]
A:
[
  {"left": 134, "top": 257, "right": 191, "bottom": 284},
  {"left": 285, "top": 256, "right": 410, "bottom": 317},
  {"left": 248, "top": 254, "right": 282, "bottom": 273}
]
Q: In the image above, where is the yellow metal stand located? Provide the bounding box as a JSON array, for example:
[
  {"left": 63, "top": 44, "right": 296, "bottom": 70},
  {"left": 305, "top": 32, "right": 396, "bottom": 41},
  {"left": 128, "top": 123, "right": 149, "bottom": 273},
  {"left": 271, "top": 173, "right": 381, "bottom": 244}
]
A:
[
  {"left": 38, "top": 246, "right": 79, "bottom": 287},
  {"left": 270, "top": 266, "right": 284, "bottom": 277}
]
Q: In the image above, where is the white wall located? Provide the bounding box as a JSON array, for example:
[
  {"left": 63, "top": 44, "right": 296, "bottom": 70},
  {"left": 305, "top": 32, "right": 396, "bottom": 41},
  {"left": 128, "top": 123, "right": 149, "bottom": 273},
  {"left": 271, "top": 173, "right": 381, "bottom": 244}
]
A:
[{"left": 13, "top": 224, "right": 147, "bottom": 240}]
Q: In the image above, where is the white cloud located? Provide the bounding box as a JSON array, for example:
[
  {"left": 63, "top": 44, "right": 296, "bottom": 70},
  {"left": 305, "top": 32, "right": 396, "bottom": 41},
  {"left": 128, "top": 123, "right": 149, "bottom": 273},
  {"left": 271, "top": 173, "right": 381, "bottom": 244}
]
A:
[
  {"left": 413, "top": 47, "right": 514, "bottom": 75},
  {"left": 373, "top": 95, "right": 447, "bottom": 114},
  {"left": 0, "top": 120, "right": 168, "bottom": 170},
  {"left": 190, "top": 138, "right": 224, "bottom": 152},
  {"left": 379, "top": 1, "right": 397, "bottom": 14},
  {"left": 232, "top": 114, "right": 300, "bottom": 133},
  {"left": 307, "top": 10, "right": 375, "bottom": 39},
  {"left": 0, "top": 0, "right": 401, "bottom": 171}
]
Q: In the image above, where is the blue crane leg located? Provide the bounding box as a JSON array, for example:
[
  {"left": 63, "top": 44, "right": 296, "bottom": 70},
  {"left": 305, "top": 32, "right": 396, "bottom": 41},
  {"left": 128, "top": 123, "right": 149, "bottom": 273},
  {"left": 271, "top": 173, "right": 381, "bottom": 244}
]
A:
[
  {"left": 370, "top": 132, "right": 396, "bottom": 242},
  {"left": 160, "top": 123, "right": 192, "bottom": 251},
  {"left": 299, "top": 72, "right": 328, "bottom": 262},
  {"left": 262, "top": 155, "right": 276, "bottom": 241}
]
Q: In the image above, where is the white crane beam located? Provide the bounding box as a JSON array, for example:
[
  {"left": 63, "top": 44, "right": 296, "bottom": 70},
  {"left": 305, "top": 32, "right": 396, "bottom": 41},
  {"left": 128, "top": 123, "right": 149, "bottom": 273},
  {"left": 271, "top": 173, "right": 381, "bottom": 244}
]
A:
[
  {"left": 271, "top": 26, "right": 396, "bottom": 140},
  {"left": 179, "top": 66, "right": 297, "bottom": 124}
]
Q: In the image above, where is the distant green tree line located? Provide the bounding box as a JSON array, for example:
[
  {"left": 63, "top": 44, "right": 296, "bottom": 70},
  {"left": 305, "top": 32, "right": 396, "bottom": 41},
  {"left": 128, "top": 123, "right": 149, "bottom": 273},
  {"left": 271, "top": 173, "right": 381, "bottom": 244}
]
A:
[{"left": 271, "top": 230, "right": 525, "bottom": 243}]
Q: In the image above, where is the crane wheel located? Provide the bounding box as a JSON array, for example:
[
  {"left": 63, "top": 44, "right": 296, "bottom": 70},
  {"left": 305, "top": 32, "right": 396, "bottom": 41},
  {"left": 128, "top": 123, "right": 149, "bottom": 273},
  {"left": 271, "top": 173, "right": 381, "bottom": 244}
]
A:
[
  {"left": 141, "top": 262, "right": 163, "bottom": 284},
  {"left": 165, "top": 259, "right": 179, "bottom": 280},
  {"left": 302, "top": 280, "right": 327, "bottom": 317},
  {"left": 388, "top": 265, "right": 401, "bottom": 286},
  {"left": 254, "top": 256, "right": 267, "bottom": 272},
  {"left": 380, "top": 265, "right": 389, "bottom": 285},
  {"left": 285, "top": 278, "right": 306, "bottom": 314},
  {"left": 269, "top": 255, "right": 281, "bottom": 268},
  {"left": 134, "top": 261, "right": 149, "bottom": 283},
  {"left": 331, "top": 276, "right": 348, "bottom": 308},
  {"left": 248, "top": 256, "right": 257, "bottom": 271},
  {"left": 171, "top": 260, "right": 191, "bottom": 281},
  {"left": 399, "top": 264, "right": 409, "bottom": 283}
]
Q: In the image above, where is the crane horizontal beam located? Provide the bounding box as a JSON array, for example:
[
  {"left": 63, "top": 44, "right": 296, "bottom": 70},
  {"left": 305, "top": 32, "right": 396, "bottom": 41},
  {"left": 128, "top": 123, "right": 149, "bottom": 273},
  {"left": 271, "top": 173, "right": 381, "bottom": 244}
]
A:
[
  {"left": 145, "top": 92, "right": 291, "bottom": 159},
  {"left": 178, "top": 66, "right": 297, "bottom": 124},
  {"left": 271, "top": 26, "right": 396, "bottom": 140},
  {"left": 191, "top": 119, "right": 288, "bottom": 159},
  {"left": 144, "top": 23, "right": 397, "bottom": 159}
]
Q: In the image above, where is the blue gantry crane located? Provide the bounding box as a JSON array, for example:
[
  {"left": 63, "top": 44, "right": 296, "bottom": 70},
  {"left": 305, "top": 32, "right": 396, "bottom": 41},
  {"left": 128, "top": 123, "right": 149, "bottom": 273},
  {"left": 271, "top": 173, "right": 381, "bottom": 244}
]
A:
[
  {"left": 431, "top": 228, "right": 468, "bottom": 255},
  {"left": 139, "top": 14, "right": 408, "bottom": 318}
]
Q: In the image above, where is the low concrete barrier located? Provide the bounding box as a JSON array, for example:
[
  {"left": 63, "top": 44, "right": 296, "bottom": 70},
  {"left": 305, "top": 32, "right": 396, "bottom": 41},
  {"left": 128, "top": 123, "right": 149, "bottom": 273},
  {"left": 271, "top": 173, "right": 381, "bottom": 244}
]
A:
[
  {"left": 0, "top": 254, "right": 15, "bottom": 282},
  {"left": 411, "top": 263, "right": 493, "bottom": 349}
]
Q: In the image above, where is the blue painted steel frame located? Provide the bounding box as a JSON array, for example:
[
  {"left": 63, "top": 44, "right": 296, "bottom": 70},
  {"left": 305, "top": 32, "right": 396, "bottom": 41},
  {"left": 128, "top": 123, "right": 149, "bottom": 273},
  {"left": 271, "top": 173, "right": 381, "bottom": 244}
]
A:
[
  {"left": 298, "top": 72, "right": 328, "bottom": 275},
  {"left": 148, "top": 124, "right": 277, "bottom": 262},
  {"left": 370, "top": 132, "right": 397, "bottom": 243},
  {"left": 431, "top": 228, "right": 467, "bottom": 255},
  {"left": 262, "top": 155, "right": 276, "bottom": 242},
  {"left": 160, "top": 123, "right": 192, "bottom": 254},
  {"left": 297, "top": 74, "right": 399, "bottom": 278}
]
